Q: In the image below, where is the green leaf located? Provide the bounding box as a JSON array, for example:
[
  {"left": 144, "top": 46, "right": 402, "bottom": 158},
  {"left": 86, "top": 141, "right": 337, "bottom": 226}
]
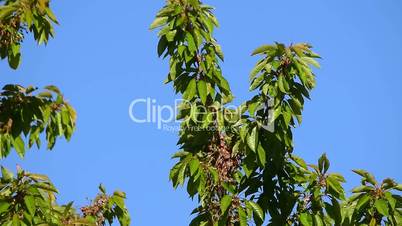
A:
[
  {"left": 257, "top": 144, "right": 266, "bottom": 166},
  {"left": 374, "top": 199, "right": 389, "bottom": 216},
  {"left": 12, "top": 214, "right": 20, "bottom": 225},
  {"left": 249, "top": 75, "right": 265, "bottom": 91},
  {"left": 300, "top": 213, "right": 313, "bottom": 226},
  {"left": 249, "top": 60, "right": 266, "bottom": 81},
  {"left": 282, "top": 111, "right": 291, "bottom": 127},
  {"left": 27, "top": 173, "right": 50, "bottom": 181},
  {"left": 214, "top": 43, "right": 224, "bottom": 61},
  {"left": 248, "top": 101, "right": 260, "bottom": 117},
  {"left": 278, "top": 75, "right": 287, "bottom": 93},
  {"left": 238, "top": 207, "right": 247, "bottom": 226},
  {"left": 209, "top": 167, "right": 219, "bottom": 184},
  {"left": 8, "top": 52, "right": 21, "bottom": 70},
  {"left": 352, "top": 169, "right": 369, "bottom": 177},
  {"left": 111, "top": 195, "right": 125, "bottom": 210},
  {"left": 150, "top": 17, "right": 168, "bottom": 30},
  {"left": 12, "top": 136, "right": 25, "bottom": 158},
  {"left": 384, "top": 192, "right": 396, "bottom": 210},
  {"left": 177, "top": 163, "right": 187, "bottom": 186},
  {"left": 369, "top": 218, "right": 376, "bottom": 226},
  {"left": 45, "top": 7, "right": 58, "bottom": 23},
  {"left": 114, "top": 190, "right": 127, "bottom": 198},
  {"left": 38, "top": 91, "right": 53, "bottom": 98},
  {"left": 314, "top": 215, "right": 324, "bottom": 226},
  {"left": 246, "top": 126, "right": 258, "bottom": 152},
  {"left": 301, "top": 56, "right": 320, "bottom": 68},
  {"left": 251, "top": 45, "right": 276, "bottom": 56},
  {"left": 318, "top": 153, "right": 330, "bottom": 174},
  {"left": 24, "top": 196, "right": 36, "bottom": 216},
  {"left": 166, "top": 30, "right": 177, "bottom": 42},
  {"left": 220, "top": 195, "right": 232, "bottom": 214},
  {"left": 157, "top": 36, "right": 168, "bottom": 57},
  {"left": 186, "top": 33, "right": 197, "bottom": 53},
  {"left": 351, "top": 185, "right": 374, "bottom": 193},
  {"left": 189, "top": 159, "right": 200, "bottom": 176},
  {"left": 248, "top": 201, "right": 264, "bottom": 221},
  {"left": 291, "top": 154, "right": 307, "bottom": 169},
  {"left": 1, "top": 167, "right": 14, "bottom": 182},
  {"left": 0, "top": 201, "right": 10, "bottom": 214},
  {"left": 44, "top": 85, "right": 61, "bottom": 94},
  {"left": 249, "top": 75, "right": 264, "bottom": 91},
  {"left": 34, "top": 182, "right": 58, "bottom": 193},
  {"left": 352, "top": 169, "right": 377, "bottom": 185},
  {"left": 327, "top": 175, "right": 344, "bottom": 198},
  {"left": 184, "top": 78, "right": 197, "bottom": 100},
  {"left": 99, "top": 184, "right": 107, "bottom": 193},
  {"left": 197, "top": 80, "right": 208, "bottom": 105},
  {"left": 355, "top": 194, "right": 371, "bottom": 211},
  {"left": 288, "top": 98, "right": 302, "bottom": 115},
  {"left": 325, "top": 198, "right": 342, "bottom": 225},
  {"left": 381, "top": 178, "right": 397, "bottom": 189},
  {"left": 56, "top": 113, "right": 63, "bottom": 135},
  {"left": 171, "top": 151, "right": 189, "bottom": 159}
]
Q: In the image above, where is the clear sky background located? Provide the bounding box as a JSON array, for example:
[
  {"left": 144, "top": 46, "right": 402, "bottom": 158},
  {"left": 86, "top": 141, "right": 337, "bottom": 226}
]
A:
[{"left": 1, "top": 0, "right": 402, "bottom": 225}]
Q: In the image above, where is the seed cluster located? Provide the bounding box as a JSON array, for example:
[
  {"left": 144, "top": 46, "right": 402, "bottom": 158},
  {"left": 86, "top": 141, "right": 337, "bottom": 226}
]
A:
[
  {"left": 203, "top": 130, "right": 241, "bottom": 225},
  {"left": 214, "top": 133, "right": 239, "bottom": 183},
  {"left": 80, "top": 194, "right": 109, "bottom": 225},
  {"left": 0, "top": 16, "right": 23, "bottom": 48}
]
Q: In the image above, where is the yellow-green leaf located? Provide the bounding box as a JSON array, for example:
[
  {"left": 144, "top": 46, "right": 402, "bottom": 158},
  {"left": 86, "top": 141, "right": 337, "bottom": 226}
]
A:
[
  {"left": 374, "top": 199, "right": 389, "bottom": 216},
  {"left": 220, "top": 195, "right": 232, "bottom": 213},
  {"left": 150, "top": 17, "right": 168, "bottom": 30}
]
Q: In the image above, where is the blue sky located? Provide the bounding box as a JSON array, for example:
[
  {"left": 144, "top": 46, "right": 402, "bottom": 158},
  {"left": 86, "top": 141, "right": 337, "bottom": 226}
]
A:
[{"left": 1, "top": 0, "right": 402, "bottom": 225}]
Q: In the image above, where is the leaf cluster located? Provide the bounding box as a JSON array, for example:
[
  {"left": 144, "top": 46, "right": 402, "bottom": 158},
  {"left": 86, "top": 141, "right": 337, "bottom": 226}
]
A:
[
  {"left": 0, "top": 167, "right": 131, "bottom": 226},
  {"left": 0, "top": 0, "right": 57, "bottom": 69},
  {"left": 151, "top": 1, "right": 402, "bottom": 226},
  {"left": 0, "top": 84, "right": 76, "bottom": 158},
  {"left": 0, "top": 1, "right": 131, "bottom": 225}
]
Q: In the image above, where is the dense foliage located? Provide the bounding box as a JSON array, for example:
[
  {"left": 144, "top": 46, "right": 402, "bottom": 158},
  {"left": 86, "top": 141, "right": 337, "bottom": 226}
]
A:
[
  {"left": 1, "top": 0, "right": 400, "bottom": 225},
  {"left": 1, "top": 0, "right": 130, "bottom": 225},
  {"left": 0, "top": 167, "right": 130, "bottom": 225},
  {"left": 151, "top": 0, "right": 402, "bottom": 225},
  {"left": 0, "top": 0, "right": 56, "bottom": 69},
  {"left": 0, "top": 84, "right": 76, "bottom": 158}
]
